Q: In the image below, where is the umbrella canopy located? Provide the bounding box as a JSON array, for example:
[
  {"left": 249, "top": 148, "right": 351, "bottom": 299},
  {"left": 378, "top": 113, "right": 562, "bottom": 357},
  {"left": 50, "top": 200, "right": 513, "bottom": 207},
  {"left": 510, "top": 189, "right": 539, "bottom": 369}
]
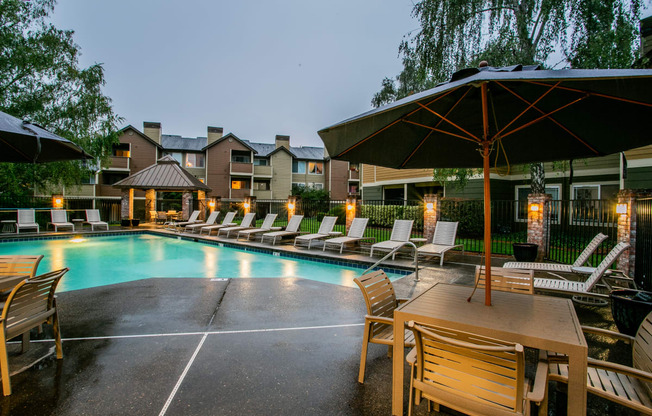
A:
[
  {"left": 318, "top": 65, "right": 652, "bottom": 305},
  {"left": 0, "top": 110, "right": 91, "bottom": 163}
]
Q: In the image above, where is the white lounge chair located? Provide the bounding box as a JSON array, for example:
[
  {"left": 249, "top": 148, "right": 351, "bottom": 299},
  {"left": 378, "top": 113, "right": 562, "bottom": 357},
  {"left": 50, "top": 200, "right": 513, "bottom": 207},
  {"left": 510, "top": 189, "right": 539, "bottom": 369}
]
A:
[
  {"left": 504, "top": 232, "right": 608, "bottom": 273},
  {"left": 261, "top": 215, "right": 304, "bottom": 245},
  {"left": 294, "top": 216, "right": 338, "bottom": 249},
  {"left": 323, "top": 218, "right": 373, "bottom": 254},
  {"left": 237, "top": 213, "right": 278, "bottom": 240},
  {"left": 173, "top": 210, "right": 201, "bottom": 230},
  {"left": 218, "top": 213, "right": 256, "bottom": 238},
  {"left": 85, "top": 209, "right": 109, "bottom": 231},
  {"left": 416, "top": 221, "right": 464, "bottom": 266},
  {"left": 199, "top": 212, "right": 237, "bottom": 235},
  {"left": 369, "top": 219, "right": 414, "bottom": 260},
  {"left": 185, "top": 211, "right": 220, "bottom": 233},
  {"left": 16, "top": 209, "right": 39, "bottom": 234},
  {"left": 49, "top": 210, "right": 73, "bottom": 232}
]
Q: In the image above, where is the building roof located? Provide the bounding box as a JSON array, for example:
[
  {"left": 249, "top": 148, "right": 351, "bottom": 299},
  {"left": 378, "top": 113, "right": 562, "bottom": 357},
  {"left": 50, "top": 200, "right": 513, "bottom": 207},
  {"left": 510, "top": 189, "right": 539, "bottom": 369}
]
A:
[
  {"left": 162, "top": 134, "right": 207, "bottom": 152},
  {"left": 112, "top": 155, "right": 211, "bottom": 191},
  {"left": 118, "top": 125, "right": 162, "bottom": 148},
  {"left": 242, "top": 140, "right": 324, "bottom": 160}
]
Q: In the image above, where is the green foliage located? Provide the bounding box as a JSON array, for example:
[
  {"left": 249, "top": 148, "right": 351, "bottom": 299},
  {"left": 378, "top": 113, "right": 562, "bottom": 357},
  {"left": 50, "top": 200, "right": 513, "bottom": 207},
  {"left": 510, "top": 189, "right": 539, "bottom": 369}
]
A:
[
  {"left": 440, "top": 200, "right": 485, "bottom": 237},
  {"left": 433, "top": 168, "right": 482, "bottom": 191},
  {"left": 360, "top": 205, "right": 423, "bottom": 229},
  {"left": 325, "top": 205, "right": 346, "bottom": 224},
  {"left": 291, "top": 184, "right": 330, "bottom": 201}
]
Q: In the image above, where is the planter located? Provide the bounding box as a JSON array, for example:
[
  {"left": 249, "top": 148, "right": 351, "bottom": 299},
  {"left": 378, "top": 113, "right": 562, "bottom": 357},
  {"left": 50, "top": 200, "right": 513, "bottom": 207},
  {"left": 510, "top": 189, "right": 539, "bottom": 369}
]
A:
[
  {"left": 131, "top": 219, "right": 140, "bottom": 227},
  {"left": 512, "top": 243, "right": 538, "bottom": 262},
  {"left": 610, "top": 289, "right": 652, "bottom": 336},
  {"left": 121, "top": 219, "right": 140, "bottom": 227}
]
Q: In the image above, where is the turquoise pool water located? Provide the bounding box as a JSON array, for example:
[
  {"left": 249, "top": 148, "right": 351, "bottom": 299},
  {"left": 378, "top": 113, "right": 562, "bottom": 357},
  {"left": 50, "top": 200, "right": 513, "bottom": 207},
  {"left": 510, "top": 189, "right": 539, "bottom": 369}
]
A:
[{"left": 0, "top": 234, "right": 401, "bottom": 291}]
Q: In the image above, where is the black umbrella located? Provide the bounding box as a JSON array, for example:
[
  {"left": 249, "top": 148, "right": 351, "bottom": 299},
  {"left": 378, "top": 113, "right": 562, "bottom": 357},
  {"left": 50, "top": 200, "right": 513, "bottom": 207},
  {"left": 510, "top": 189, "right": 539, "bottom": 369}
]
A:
[
  {"left": 318, "top": 65, "right": 652, "bottom": 305},
  {"left": 0, "top": 110, "right": 91, "bottom": 163}
]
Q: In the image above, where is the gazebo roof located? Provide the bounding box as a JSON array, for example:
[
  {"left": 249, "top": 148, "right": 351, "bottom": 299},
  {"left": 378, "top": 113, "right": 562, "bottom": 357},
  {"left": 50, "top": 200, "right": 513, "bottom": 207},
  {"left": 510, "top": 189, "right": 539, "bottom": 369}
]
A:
[{"left": 112, "top": 155, "right": 211, "bottom": 191}]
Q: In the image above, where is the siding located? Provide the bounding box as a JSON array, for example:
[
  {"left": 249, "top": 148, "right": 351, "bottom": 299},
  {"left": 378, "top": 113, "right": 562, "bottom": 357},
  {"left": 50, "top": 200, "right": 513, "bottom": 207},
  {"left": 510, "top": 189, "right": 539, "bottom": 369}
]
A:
[
  {"left": 374, "top": 166, "right": 432, "bottom": 183},
  {"left": 271, "top": 151, "right": 292, "bottom": 198},
  {"left": 362, "top": 186, "right": 382, "bottom": 200},
  {"left": 206, "top": 140, "right": 251, "bottom": 198},
  {"left": 625, "top": 144, "right": 652, "bottom": 160},
  {"left": 327, "top": 159, "right": 349, "bottom": 200},
  {"left": 445, "top": 179, "right": 513, "bottom": 200},
  {"left": 625, "top": 167, "right": 652, "bottom": 189}
]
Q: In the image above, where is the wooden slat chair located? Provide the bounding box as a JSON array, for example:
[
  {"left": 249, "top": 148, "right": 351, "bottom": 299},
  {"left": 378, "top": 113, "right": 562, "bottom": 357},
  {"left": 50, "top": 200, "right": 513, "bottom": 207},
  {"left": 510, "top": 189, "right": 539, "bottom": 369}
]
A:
[
  {"left": 0, "top": 255, "right": 43, "bottom": 279},
  {"left": 0, "top": 268, "right": 68, "bottom": 395},
  {"left": 475, "top": 266, "right": 534, "bottom": 295},
  {"left": 353, "top": 270, "right": 415, "bottom": 383},
  {"left": 547, "top": 310, "right": 652, "bottom": 414},
  {"left": 407, "top": 321, "right": 548, "bottom": 416}
]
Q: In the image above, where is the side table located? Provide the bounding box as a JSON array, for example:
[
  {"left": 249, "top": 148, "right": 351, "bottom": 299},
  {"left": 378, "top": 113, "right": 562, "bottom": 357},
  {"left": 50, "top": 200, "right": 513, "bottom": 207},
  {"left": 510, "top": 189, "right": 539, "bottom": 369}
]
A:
[{"left": 1, "top": 220, "right": 16, "bottom": 233}]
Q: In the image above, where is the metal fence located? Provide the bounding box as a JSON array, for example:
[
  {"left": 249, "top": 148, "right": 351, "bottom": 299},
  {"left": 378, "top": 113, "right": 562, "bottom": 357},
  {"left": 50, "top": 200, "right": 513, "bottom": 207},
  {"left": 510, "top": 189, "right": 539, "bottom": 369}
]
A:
[
  {"left": 0, "top": 196, "right": 122, "bottom": 225},
  {"left": 636, "top": 198, "right": 652, "bottom": 290},
  {"left": 360, "top": 200, "right": 424, "bottom": 243}
]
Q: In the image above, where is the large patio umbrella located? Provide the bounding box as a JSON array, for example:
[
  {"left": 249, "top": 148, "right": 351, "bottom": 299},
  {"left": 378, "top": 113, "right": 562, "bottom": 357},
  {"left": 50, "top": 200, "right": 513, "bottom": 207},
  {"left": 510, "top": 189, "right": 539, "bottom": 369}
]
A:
[
  {"left": 0, "top": 110, "right": 91, "bottom": 163},
  {"left": 318, "top": 65, "right": 652, "bottom": 306}
]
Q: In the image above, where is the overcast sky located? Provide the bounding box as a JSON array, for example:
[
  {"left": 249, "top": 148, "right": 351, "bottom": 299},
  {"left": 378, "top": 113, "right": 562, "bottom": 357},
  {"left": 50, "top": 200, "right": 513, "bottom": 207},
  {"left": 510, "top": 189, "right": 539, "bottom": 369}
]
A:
[{"left": 49, "top": 0, "right": 418, "bottom": 148}]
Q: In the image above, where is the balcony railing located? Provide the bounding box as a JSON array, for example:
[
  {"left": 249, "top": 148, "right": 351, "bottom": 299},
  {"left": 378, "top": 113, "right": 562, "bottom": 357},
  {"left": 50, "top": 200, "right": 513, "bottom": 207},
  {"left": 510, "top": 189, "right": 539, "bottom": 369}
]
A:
[
  {"left": 107, "top": 156, "right": 129, "bottom": 170},
  {"left": 230, "top": 162, "right": 253, "bottom": 175},
  {"left": 253, "top": 165, "right": 272, "bottom": 177},
  {"left": 349, "top": 169, "right": 360, "bottom": 180},
  {"left": 230, "top": 188, "right": 251, "bottom": 199},
  {"left": 253, "top": 189, "right": 272, "bottom": 199}
]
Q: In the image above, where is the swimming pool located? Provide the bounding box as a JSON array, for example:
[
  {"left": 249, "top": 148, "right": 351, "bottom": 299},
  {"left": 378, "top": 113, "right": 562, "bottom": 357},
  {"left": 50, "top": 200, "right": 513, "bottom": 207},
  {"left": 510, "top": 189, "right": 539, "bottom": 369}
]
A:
[{"left": 0, "top": 234, "right": 403, "bottom": 291}]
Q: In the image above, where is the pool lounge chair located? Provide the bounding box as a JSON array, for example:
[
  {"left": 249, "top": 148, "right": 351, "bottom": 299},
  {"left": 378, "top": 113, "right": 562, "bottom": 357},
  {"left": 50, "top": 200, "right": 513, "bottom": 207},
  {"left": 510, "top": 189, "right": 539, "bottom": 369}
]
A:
[
  {"left": 173, "top": 210, "right": 201, "bottom": 230},
  {"left": 503, "top": 232, "right": 608, "bottom": 273},
  {"left": 16, "top": 209, "right": 39, "bottom": 234},
  {"left": 218, "top": 213, "right": 256, "bottom": 238},
  {"left": 85, "top": 209, "right": 109, "bottom": 231},
  {"left": 261, "top": 215, "right": 304, "bottom": 245},
  {"left": 416, "top": 221, "right": 464, "bottom": 266},
  {"left": 199, "top": 212, "right": 237, "bottom": 235},
  {"left": 184, "top": 211, "right": 220, "bottom": 233},
  {"left": 369, "top": 219, "right": 414, "bottom": 260},
  {"left": 236, "top": 213, "right": 278, "bottom": 240},
  {"left": 294, "top": 216, "right": 338, "bottom": 249},
  {"left": 48, "top": 210, "right": 74, "bottom": 232},
  {"left": 322, "top": 218, "right": 373, "bottom": 254}
]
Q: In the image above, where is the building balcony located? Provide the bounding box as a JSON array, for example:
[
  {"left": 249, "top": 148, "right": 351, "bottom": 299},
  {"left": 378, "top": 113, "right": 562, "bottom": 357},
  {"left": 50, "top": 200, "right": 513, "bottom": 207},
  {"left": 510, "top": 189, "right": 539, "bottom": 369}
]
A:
[
  {"left": 107, "top": 156, "right": 130, "bottom": 170},
  {"left": 253, "top": 189, "right": 272, "bottom": 199},
  {"left": 230, "top": 188, "right": 251, "bottom": 199},
  {"left": 253, "top": 165, "right": 272, "bottom": 177},
  {"left": 230, "top": 162, "right": 253, "bottom": 175},
  {"left": 349, "top": 169, "right": 360, "bottom": 180}
]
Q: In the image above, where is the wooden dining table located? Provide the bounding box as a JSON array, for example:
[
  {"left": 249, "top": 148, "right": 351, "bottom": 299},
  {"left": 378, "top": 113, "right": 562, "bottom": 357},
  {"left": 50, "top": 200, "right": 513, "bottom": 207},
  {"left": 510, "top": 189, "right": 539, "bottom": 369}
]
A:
[{"left": 393, "top": 283, "right": 588, "bottom": 415}]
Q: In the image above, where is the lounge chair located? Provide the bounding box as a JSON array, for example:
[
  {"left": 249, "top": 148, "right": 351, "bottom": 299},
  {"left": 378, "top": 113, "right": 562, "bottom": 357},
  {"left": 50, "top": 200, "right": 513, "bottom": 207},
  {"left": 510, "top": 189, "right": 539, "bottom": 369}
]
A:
[
  {"left": 16, "top": 209, "right": 39, "bottom": 234},
  {"left": 475, "top": 266, "right": 534, "bottom": 295},
  {"left": 218, "top": 213, "right": 256, "bottom": 238},
  {"left": 199, "top": 212, "right": 237, "bottom": 235},
  {"left": 184, "top": 211, "right": 220, "bottom": 233},
  {"left": 48, "top": 210, "right": 74, "bottom": 232},
  {"left": 294, "top": 216, "right": 338, "bottom": 249},
  {"left": 322, "top": 218, "right": 373, "bottom": 254},
  {"left": 85, "top": 209, "right": 109, "bottom": 231},
  {"left": 260, "top": 215, "right": 304, "bottom": 245},
  {"left": 369, "top": 219, "right": 414, "bottom": 260},
  {"left": 173, "top": 210, "right": 201, "bottom": 230},
  {"left": 237, "top": 213, "right": 278, "bottom": 240},
  {"left": 416, "top": 221, "right": 464, "bottom": 266},
  {"left": 503, "top": 232, "right": 608, "bottom": 273}
]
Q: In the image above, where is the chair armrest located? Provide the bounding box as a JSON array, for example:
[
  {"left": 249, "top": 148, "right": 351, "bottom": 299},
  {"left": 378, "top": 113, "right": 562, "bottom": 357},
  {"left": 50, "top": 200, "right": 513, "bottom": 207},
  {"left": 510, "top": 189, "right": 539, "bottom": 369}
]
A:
[
  {"left": 364, "top": 315, "right": 394, "bottom": 325},
  {"left": 526, "top": 359, "right": 549, "bottom": 403},
  {"left": 396, "top": 298, "right": 410, "bottom": 305},
  {"left": 581, "top": 325, "right": 635, "bottom": 344},
  {"left": 587, "top": 357, "right": 652, "bottom": 382}
]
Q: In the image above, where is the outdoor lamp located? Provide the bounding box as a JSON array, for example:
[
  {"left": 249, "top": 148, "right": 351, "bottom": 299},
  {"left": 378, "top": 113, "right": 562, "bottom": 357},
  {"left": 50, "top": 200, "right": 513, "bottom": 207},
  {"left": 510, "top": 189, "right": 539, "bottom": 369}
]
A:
[
  {"left": 347, "top": 204, "right": 354, "bottom": 211},
  {"left": 616, "top": 203, "right": 627, "bottom": 215},
  {"left": 288, "top": 202, "right": 295, "bottom": 210},
  {"left": 52, "top": 194, "right": 64, "bottom": 209},
  {"left": 426, "top": 202, "right": 434, "bottom": 211},
  {"left": 529, "top": 203, "right": 540, "bottom": 212},
  {"left": 243, "top": 202, "right": 250, "bottom": 209},
  {"left": 208, "top": 200, "right": 215, "bottom": 208}
]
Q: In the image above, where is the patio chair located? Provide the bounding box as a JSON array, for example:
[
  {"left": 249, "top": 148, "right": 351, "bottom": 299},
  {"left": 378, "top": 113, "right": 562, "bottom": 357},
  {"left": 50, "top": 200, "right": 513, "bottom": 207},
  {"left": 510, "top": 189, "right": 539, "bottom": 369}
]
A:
[
  {"left": 155, "top": 211, "right": 167, "bottom": 225},
  {"left": 184, "top": 211, "right": 220, "bottom": 233},
  {"left": 0, "top": 255, "right": 43, "bottom": 279},
  {"left": 354, "top": 270, "right": 415, "bottom": 383},
  {"left": 504, "top": 233, "right": 608, "bottom": 273},
  {"left": 218, "top": 212, "right": 256, "bottom": 238},
  {"left": 199, "top": 212, "right": 237, "bottom": 235},
  {"left": 294, "top": 216, "right": 338, "bottom": 249},
  {"left": 85, "top": 209, "right": 109, "bottom": 231},
  {"left": 16, "top": 209, "right": 39, "bottom": 234},
  {"left": 369, "top": 219, "right": 414, "bottom": 260},
  {"left": 173, "top": 210, "right": 201, "bottom": 230},
  {"left": 48, "top": 209, "right": 74, "bottom": 232},
  {"left": 547, "top": 309, "right": 652, "bottom": 414},
  {"left": 322, "top": 218, "right": 373, "bottom": 254},
  {"left": 475, "top": 266, "right": 534, "bottom": 295},
  {"left": 237, "top": 213, "right": 278, "bottom": 240},
  {"left": 416, "top": 221, "right": 464, "bottom": 266},
  {"left": 406, "top": 321, "right": 548, "bottom": 416},
  {"left": 260, "top": 215, "right": 305, "bottom": 245},
  {"left": 0, "top": 268, "right": 68, "bottom": 396}
]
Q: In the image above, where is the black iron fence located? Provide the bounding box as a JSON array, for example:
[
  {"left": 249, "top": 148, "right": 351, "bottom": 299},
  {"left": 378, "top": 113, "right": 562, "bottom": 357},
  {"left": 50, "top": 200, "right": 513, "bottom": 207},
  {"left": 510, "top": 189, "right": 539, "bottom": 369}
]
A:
[
  {"left": 0, "top": 196, "right": 122, "bottom": 226},
  {"left": 360, "top": 200, "right": 424, "bottom": 243},
  {"left": 636, "top": 198, "right": 652, "bottom": 290}
]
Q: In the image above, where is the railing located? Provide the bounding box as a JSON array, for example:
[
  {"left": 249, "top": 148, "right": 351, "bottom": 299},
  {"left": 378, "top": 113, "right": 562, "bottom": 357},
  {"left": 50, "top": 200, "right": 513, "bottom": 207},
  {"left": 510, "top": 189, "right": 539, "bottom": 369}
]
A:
[
  {"left": 636, "top": 198, "right": 652, "bottom": 290},
  {"left": 230, "top": 162, "right": 253, "bottom": 175},
  {"left": 107, "top": 156, "right": 129, "bottom": 170},
  {"left": 253, "top": 165, "right": 272, "bottom": 176},
  {"left": 360, "top": 200, "right": 424, "bottom": 243},
  {"left": 363, "top": 241, "right": 419, "bottom": 281}
]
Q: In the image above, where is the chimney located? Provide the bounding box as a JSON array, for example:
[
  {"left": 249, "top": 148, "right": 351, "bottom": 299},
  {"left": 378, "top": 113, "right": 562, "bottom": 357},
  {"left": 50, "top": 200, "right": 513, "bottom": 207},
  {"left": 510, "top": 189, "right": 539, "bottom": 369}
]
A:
[
  {"left": 207, "top": 126, "right": 223, "bottom": 146},
  {"left": 275, "top": 134, "right": 290, "bottom": 149},
  {"left": 143, "top": 122, "right": 161, "bottom": 144}
]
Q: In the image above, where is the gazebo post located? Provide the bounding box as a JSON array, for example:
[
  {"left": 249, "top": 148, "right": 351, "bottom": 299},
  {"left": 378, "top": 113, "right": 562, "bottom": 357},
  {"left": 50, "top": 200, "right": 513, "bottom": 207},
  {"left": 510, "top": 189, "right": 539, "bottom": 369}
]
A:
[
  {"left": 121, "top": 188, "right": 134, "bottom": 220},
  {"left": 197, "top": 190, "right": 206, "bottom": 220},
  {"left": 182, "top": 191, "right": 192, "bottom": 221},
  {"left": 145, "top": 189, "right": 156, "bottom": 221}
]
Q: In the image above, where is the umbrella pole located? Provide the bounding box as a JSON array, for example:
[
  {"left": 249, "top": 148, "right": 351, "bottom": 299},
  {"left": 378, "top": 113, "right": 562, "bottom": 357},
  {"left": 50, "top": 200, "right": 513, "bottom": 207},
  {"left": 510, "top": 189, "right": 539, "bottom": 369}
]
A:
[{"left": 481, "top": 83, "right": 492, "bottom": 306}]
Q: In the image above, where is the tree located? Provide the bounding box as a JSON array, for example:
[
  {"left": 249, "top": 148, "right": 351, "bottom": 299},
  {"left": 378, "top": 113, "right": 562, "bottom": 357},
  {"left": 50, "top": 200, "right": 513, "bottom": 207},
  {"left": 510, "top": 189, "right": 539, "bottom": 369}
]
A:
[{"left": 0, "top": 0, "right": 121, "bottom": 196}]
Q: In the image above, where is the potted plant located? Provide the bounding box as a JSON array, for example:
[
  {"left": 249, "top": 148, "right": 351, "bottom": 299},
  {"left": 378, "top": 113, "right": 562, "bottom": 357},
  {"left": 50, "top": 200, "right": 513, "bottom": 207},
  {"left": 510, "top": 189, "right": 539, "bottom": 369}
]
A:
[
  {"left": 610, "top": 289, "right": 652, "bottom": 336},
  {"left": 121, "top": 218, "right": 131, "bottom": 227},
  {"left": 512, "top": 242, "right": 538, "bottom": 262}
]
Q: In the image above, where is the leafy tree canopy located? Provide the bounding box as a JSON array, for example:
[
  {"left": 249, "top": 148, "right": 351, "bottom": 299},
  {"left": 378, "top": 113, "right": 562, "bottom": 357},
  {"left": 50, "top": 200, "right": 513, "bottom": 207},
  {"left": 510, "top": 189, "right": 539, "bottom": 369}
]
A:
[
  {"left": 0, "top": 0, "right": 121, "bottom": 196},
  {"left": 291, "top": 184, "right": 331, "bottom": 201}
]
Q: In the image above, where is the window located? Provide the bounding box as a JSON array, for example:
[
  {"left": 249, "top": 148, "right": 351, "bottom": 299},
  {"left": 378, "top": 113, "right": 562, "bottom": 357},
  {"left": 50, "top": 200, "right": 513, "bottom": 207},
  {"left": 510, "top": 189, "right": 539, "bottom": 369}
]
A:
[
  {"left": 231, "top": 179, "right": 250, "bottom": 189},
  {"left": 307, "top": 182, "right": 324, "bottom": 190},
  {"left": 102, "top": 172, "right": 128, "bottom": 185},
  {"left": 349, "top": 183, "right": 359, "bottom": 194},
  {"left": 165, "top": 152, "right": 183, "bottom": 164},
  {"left": 231, "top": 150, "right": 250, "bottom": 163},
  {"left": 573, "top": 185, "right": 600, "bottom": 200},
  {"left": 113, "top": 143, "right": 130, "bottom": 157},
  {"left": 253, "top": 158, "right": 268, "bottom": 166},
  {"left": 515, "top": 185, "right": 560, "bottom": 222},
  {"left": 292, "top": 182, "right": 306, "bottom": 189},
  {"left": 185, "top": 153, "right": 205, "bottom": 168},
  {"left": 81, "top": 175, "right": 96, "bottom": 185},
  {"left": 254, "top": 181, "right": 270, "bottom": 190},
  {"left": 292, "top": 160, "right": 306, "bottom": 174},
  {"left": 308, "top": 161, "right": 323, "bottom": 174}
]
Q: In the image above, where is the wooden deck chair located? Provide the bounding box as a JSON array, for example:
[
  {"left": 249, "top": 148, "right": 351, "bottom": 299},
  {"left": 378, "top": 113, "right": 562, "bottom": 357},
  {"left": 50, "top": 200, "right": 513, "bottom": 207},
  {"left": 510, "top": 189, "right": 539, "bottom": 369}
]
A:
[
  {"left": 294, "top": 216, "right": 338, "bottom": 249},
  {"left": 199, "top": 212, "right": 237, "bottom": 235},
  {"left": 85, "top": 209, "right": 109, "bottom": 231},
  {"left": 184, "top": 211, "right": 220, "bottom": 233},
  {"left": 323, "top": 218, "right": 373, "bottom": 254},
  {"left": 237, "top": 213, "right": 278, "bottom": 240},
  {"left": 0, "top": 268, "right": 68, "bottom": 396},
  {"left": 407, "top": 321, "right": 548, "bottom": 416},
  {"left": 548, "top": 309, "right": 652, "bottom": 414},
  {"left": 475, "top": 266, "right": 534, "bottom": 295},
  {"left": 0, "top": 255, "right": 43, "bottom": 279},
  {"left": 174, "top": 210, "right": 201, "bottom": 230},
  {"left": 504, "top": 233, "right": 608, "bottom": 273},
  {"left": 261, "top": 215, "right": 304, "bottom": 245},
  {"left": 49, "top": 210, "right": 74, "bottom": 232},
  {"left": 218, "top": 213, "right": 256, "bottom": 238},
  {"left": 416, "top": 221, "right": 464, "bottom": 266},
  {"left": 353, "top": 270, "right": 415, "bottom": 383},
  {"left": 16, "top": 209, "right": 39, "bottom": 234},
  {"left": 369, "top": 219, "right": 414, "bottom": 260}
]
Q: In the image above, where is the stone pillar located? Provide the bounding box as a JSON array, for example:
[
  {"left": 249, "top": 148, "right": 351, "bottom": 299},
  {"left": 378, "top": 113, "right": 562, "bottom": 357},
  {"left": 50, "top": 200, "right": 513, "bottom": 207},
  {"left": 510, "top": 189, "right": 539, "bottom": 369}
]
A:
[
  {"left": 182, "top": 191, "right": 192, "bottom": 221},
  {"left": 345, "top": 195, "right": 361, "bottom": 234},
  {"left": 616, "top": 189, "right": 640, "bottom": 275},
  {"left": 527, "top": 193, "right": 552, "bottom": 262},
  {"left": 287, "top": 196, "right": 298, "bottom": 221},
  {"left": 214, "top": 197, "right": 221, "bottom": 213},
  {"left": 145, "top": 189, "right": 156, "bottom": 221},
  {"left": 423, "top": 194, "right": 441, "bottom": 242},
  {"left": 121, "top": 188, "right": 134, "bottom": 219},
  {"left": 244, "top": 196, "right": 256, "bottom": 216},
  {"left": 197, "top": 190, "right": 206, "bottom": 220}
]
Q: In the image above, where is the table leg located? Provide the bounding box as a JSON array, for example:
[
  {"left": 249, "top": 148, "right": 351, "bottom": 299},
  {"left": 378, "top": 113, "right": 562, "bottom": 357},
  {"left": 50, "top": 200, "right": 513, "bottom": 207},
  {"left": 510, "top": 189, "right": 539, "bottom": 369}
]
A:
[
  {"left": 567, "top": 347, "right": 588, "bottom": 415},
  {"left": 392, "top": 312, "right": 404, "bottom": 415}
]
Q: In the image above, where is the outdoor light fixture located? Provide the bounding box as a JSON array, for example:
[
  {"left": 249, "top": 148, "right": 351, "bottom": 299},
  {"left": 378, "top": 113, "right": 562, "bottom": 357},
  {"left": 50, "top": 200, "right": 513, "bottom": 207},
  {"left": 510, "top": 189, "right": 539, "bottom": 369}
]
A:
[
  {"left": 208, "top": 200, "right": 215, "bottom": 208},
  {"left": 426, "top": 202, "right": 434, "bottom": 211},
  {"left": 243, "top": 202, "right": 250, "bottom": 209},
  {"left": 347, "top": 204, "right": 354, "bottom": 211},
  {"left": 616, "top": 203, "right": 628, "bottom": 215},
  {"left": 52, "top": 194, "right": 64, "bottom": 209},
  {"left": 288, "top": 202, "right": 295, "bottom": 210},
  {"left": 529, "top": 203, "right": 540, "bottom": 212}
]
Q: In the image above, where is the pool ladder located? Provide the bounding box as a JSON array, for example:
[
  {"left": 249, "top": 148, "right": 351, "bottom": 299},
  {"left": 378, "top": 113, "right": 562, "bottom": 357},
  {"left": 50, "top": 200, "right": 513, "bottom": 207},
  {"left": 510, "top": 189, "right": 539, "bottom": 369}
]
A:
[{"left": 361, "top": 241, "right": 419, "bottom": 282}]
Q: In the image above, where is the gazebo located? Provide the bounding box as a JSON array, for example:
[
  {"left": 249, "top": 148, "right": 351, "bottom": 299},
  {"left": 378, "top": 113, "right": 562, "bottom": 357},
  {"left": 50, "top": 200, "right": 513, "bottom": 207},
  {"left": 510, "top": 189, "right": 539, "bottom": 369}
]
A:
[{"left": 113, "top": 155, "right": 212, "bottom": 221}]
